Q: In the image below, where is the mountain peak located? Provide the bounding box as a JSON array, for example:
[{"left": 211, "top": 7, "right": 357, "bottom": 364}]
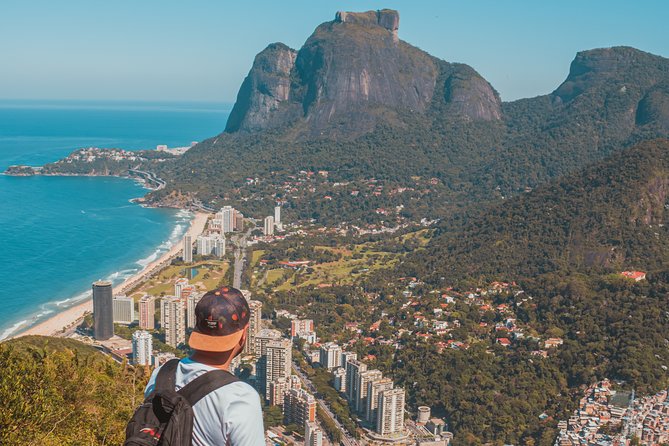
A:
[
  {"left": 224, "top": 9, "right": 504, "bottom": 139},
  {"left": 553, "top": 46, "right": 669, "bottom": 103},
  {"left": 335, "top": 9, "right": 400, "bottom": 41}
]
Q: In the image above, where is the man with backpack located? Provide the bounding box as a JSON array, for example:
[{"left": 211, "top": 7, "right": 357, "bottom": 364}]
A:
[{"left": 125, "top": 286, "right": 265, "bottom": 446}]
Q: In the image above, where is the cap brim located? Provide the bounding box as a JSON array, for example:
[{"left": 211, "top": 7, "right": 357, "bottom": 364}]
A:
[{"left": 188, "top": 329, "right": 245, "bottom": 353}]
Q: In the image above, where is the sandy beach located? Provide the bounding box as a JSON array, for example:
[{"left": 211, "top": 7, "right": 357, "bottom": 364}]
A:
[{"left": 14, "top": 211, "right": 209, "bottom": 339}]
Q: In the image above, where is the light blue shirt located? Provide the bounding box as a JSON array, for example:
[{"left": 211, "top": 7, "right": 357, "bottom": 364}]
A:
[{"left": 145, "top": 358, "right": 265, "bottom": 446}]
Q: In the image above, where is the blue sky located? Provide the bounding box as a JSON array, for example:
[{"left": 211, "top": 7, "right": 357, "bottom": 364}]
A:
[{"left": 1, "top": 0, "right": 667, "bottom": 103}]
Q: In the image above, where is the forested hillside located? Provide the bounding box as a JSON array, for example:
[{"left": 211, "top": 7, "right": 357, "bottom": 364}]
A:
[
  {"left": 145, "top": 11, "right": 669, "bottom": 226},
  {"left": 415, "top": 139, "right": 669, "bottom": 281}
]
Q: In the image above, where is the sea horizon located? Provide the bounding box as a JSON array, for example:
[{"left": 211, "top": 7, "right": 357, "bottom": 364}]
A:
[{"left": 0, "top": 99, "right": 230, "bottom": 339}]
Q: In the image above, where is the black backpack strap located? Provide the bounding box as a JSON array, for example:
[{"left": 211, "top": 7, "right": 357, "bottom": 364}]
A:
[
  {"left": 155, "top": 358, "right": 181, "bottom": 393},
  {"left": 177, "top": 369, "right": 240, "bottom": 406}
]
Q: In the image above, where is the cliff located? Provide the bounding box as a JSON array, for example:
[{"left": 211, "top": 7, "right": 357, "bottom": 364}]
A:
[{"left": 225, "top": 9, "right": 501, "bottom": 139}]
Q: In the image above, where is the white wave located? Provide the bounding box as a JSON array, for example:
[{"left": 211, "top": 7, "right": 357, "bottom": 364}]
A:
[
  {"left": 55, "top": 290, "right": 92, "bottom": 307},
  {"left": 0, "top": 320, "right": 29, "bottom": 341},
  {"left": 1, "top": 209, "right": 195, "bottom": 339},
  {"left": 136, "top": 250, "right": 160, "bottom": 268}
]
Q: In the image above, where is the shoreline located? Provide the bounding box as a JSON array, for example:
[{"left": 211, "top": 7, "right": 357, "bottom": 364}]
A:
[{"left": 12, "top": 211, "right": 209, "bottom": 339}]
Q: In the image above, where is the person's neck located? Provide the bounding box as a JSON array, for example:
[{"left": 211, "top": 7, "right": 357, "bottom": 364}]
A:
[{"left": 190, "top": 349, "right": 236, "bottom": 371}]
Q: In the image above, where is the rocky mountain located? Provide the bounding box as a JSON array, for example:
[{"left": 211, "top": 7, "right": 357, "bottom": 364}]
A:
[
  {"left": 150, "top": 10, "right": 669, "bottom": 225},
  {"left": 419, "top": 138, "right": 669, "bottom": 281},
  {"left": 224, "top": 9, "right": 500, "bottom": 138}
]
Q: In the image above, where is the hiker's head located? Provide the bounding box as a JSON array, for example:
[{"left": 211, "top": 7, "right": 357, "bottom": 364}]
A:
[{"left": 189, "top": 286, "right": 250, "bottom": 357}]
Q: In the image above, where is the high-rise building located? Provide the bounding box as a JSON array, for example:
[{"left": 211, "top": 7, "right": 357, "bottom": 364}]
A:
[
  {"left": 233, "top": 210, "right": 244, "bottom": 232},
  {"left": 283, "top": 388, "right": 316, "bottom": 426},
  {"left": 254, "top": 329, "right": 282, "bottom": 395},
  {"left": 274, "top": 206, "right": 283, "bottom": 232},
  {"left": 161, "top": 297, "right": 186, "bottom": 347},
  {"left": 197, "top": 234, "right": 223, "bottom": 257},
  {"left": 219, "top": 206, "right": 235, "bottom": 233},
  {"left": 245, "top": 300, "right": 263, "bottom": 353},
  {"left": 186, "top": 292, "right": 203, "bottom": 329},
  {"left": 92, "top": 280, "right": 114, "bottom": 340},
  {"left": 376, "top": 388, "right": 406, "bottom": 436},
  {"left": 345, "top": 359, "right": 367, "bottom": 403},
  {"left": 367, "top": 377, "right": 394, "bottom": 424},
  {"left": 292, "top": 319, "right": 316, "bottom": 343},
  {"left": 333, "top": 367, "right": 347, "bottom": 393},
  {"left": 138, "top": 295, "right": 155, "bottom": 329},
  {"left": 254, "top": 328, "right": 282, "bottom": 356},
  {"left": 174, "top": 278, "right": 190, "bottom": 298},
  {"left": 263, "top": 216, "right": 274, "bottom": 236},
  {"left": 264, "top": 339, "right": 292, "bottom": 401},
  {"left": 183, "top": 234, "right": 193, "bottom": 263},
  {"left": 305, "top": 421, "right": 323, "bottom": 446},
  {"left": 356, "top": 369, "right": 383, "bottom": 414},
  {"left": 290, "top": 374, "right": 302, "bottom": 390},
  {"left": 132, "top": 330, "right": 153, "bottom": 366},
  {"left": 214, "top": 237, "right": 226, "bottom": 258},
  {"left": 268, "top": 377, "right": 289, "bottom": 406},
  {"left": 319, "top": 342, "right": 342, "bottom": 370},
  {"left": 112, "top": 295, "right": 135, "bottom": 324},
  {"left": 341, "top": 351, "right": 357, "bottom": 369}
]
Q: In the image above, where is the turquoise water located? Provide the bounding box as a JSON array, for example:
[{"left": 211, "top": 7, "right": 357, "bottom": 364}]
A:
[{"left": 0, "top": 100, "right": 230, "bottom": 339}]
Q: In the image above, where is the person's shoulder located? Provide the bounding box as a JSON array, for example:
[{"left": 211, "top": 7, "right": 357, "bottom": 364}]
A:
[
  {"left": 224, "top": 380, "right": 260, "bottom": 399},
  {"left": 204, "top": 379, "right": 260, "bottom": 408}
]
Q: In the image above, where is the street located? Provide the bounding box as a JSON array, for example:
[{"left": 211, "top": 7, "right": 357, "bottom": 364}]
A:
[
  {"left": 291, "top": 363, "right": 360, "bottom": 446},
  {"left": 230, "top": 223, "right": 255, "bottom": 289}
]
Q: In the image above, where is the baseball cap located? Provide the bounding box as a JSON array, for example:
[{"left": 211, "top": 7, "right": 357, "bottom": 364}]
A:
[{"left": 188, "top": 286, "right": 251, "bottom": 352}]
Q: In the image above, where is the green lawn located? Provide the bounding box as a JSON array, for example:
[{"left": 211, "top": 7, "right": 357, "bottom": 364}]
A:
[
  {"left": 137, "top": 260, "right": 229, "bottom": 297},
  {"left": 256, "top": 230, "right": 425, "bottom": 293},
  {"left": 251, "top": 249, "right": 266, "bottom": 268}
]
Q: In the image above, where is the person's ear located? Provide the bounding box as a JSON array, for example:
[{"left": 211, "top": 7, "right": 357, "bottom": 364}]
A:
[{"left": 239, "top": 326, "right": 248, "bottom": 347}]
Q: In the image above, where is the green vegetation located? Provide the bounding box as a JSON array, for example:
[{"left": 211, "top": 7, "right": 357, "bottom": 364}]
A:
[
  {"left": 147, "top": 48, "right": 669, "bottom": 227},
  {"left": 0, "top": 336, "right": 147, "bottom": 446},
  {"left": 418, "top": 139, "right": 669, "bottom": 281},
  {"left": 247, "top": 139, "right": 669, "bottom": 444},
  {"left": 134, "top": 260, "right": 229, "bottom": 298},
  {"left": 252, "top": 232, "right": 422, "bottom": 295}
]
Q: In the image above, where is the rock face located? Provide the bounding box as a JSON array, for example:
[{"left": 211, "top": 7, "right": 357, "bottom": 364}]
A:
[
  {"left": 546, "top": 46, "right": 669, "bottom": 142},
  {"left": 442, "top": 64, "right": 502, "bottom": 121},
  {"left": 553, "top": 47, "right": 668, "bottom": 103},
  {"left": 225, "top": 9, "right": 501, "bottom": 138},
  {"left": 225, "top": 43, "right": 298, "bottom": 133}
]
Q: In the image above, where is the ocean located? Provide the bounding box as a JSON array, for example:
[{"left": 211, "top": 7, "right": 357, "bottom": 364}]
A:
[{"left": 0, "top": 100, "right": 230, "bottom": 339}]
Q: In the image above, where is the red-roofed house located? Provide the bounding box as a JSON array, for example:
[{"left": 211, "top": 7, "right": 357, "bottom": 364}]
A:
[
  {"left": 496, "top": 338, "right": 511, "bottom": 347},
  {"left": 620, "top": 271, "right": 646, "bottom": 281}
]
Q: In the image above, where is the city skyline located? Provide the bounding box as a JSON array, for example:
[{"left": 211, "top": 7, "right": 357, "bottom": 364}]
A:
[{"left": 1, "top": 1, "right": 668, "bottom": 103}]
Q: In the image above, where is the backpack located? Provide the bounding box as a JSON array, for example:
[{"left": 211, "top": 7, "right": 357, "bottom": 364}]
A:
[{"left": 124, "top": 358, "right": 239, "bottom": 446}]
